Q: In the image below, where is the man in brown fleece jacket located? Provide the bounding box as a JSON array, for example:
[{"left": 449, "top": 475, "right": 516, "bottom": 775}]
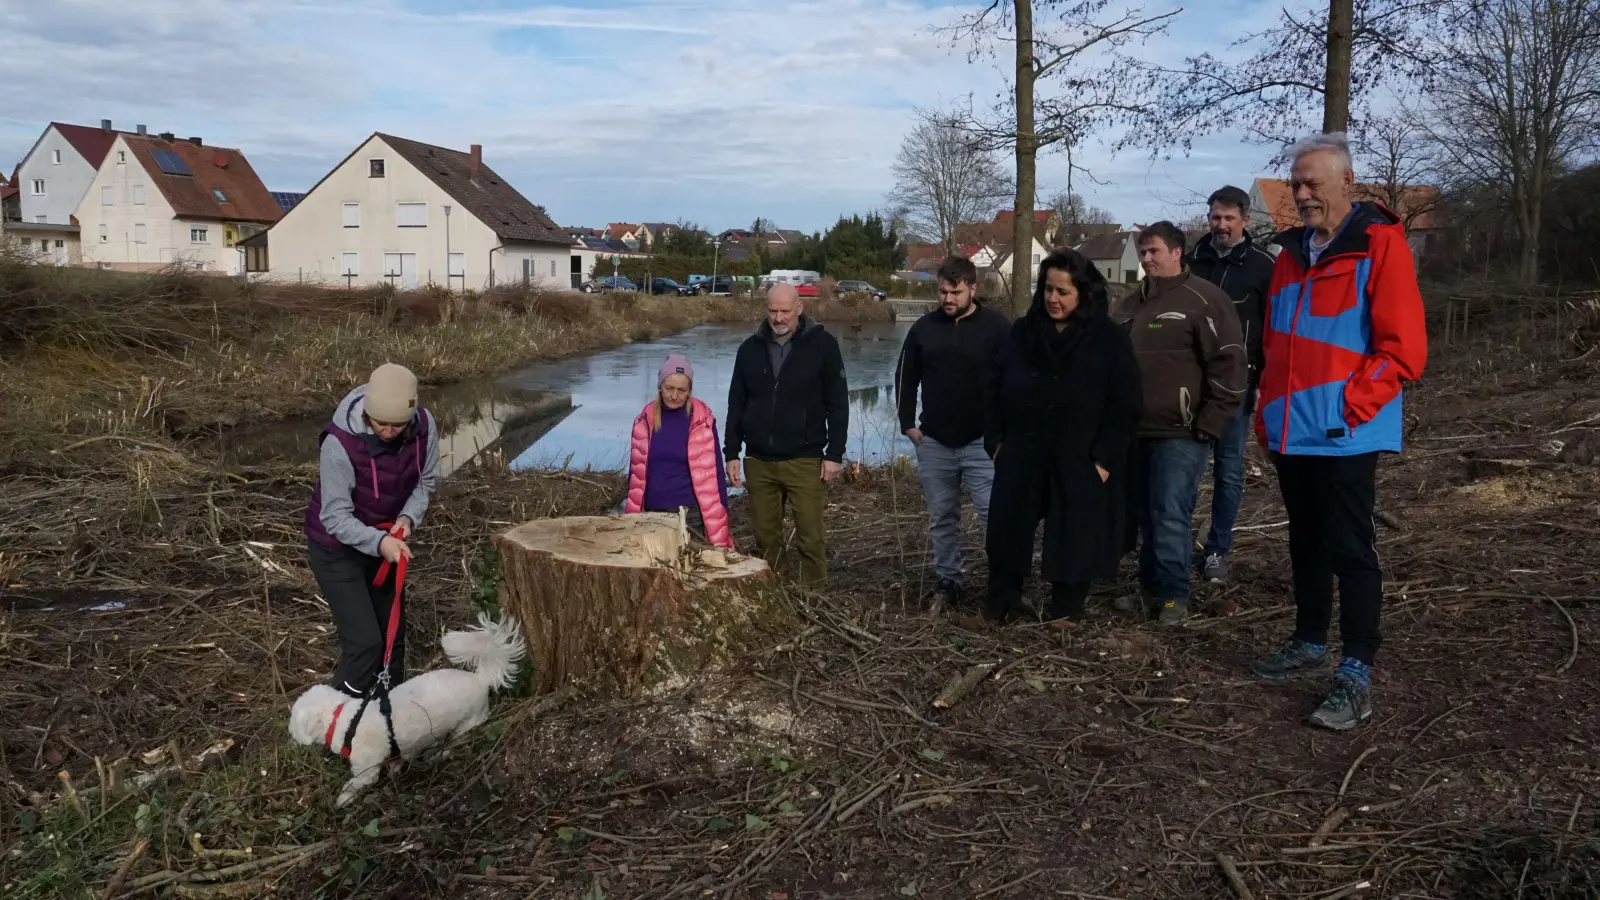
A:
[{"left": 1115, "top": 221, "right": 1246, "bottom": 626}]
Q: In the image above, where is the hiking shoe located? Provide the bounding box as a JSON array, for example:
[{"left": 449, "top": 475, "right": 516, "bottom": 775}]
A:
[
  {"left": 1251, "top": 641, "right": 1331, "bottom": 680},
  {"left": 1113, "top": 586, "right": 1159, "bottom": 618},
  {"left": 1308, "top": 677, "right": 1372, "bottom": 731},
  {"left": 933, "top": 578, "right": 963, "bottom": 607},
  {"left": 1156, "top": 600, "right": 1189, "bottom": 628},
  {"left": 1202, "top": 552, "right": 1229, "bottom": 583}
]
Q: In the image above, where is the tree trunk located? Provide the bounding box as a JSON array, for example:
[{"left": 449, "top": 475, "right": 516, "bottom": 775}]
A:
[
  {"left": 494, "top": 513, "right": 774, "bottom": 695},
  {"left": 1322, "top": 0, "right": 1354, "bottom": 133},
  {"left": 1012, "top": 0, "right": 1037, "bottom": 317}
]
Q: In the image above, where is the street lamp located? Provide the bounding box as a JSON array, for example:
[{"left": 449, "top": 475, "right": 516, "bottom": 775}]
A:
[
  {"left": 712, "top": 238, "right": 722, "bottom": 294},
  {"left": 442, "top": 204, "right": 452, "bottom": 290}
]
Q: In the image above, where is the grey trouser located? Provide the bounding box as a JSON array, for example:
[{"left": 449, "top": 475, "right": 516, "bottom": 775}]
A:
[{"left": 915, "top": 438, "right": 994, "bottom": 583}]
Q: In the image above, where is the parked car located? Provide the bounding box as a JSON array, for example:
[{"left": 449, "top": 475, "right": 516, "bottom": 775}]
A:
[
  {"left": 703, "top": 274, "right": 737, "bottom": 296},
  {"left": 583, "top": 276, "right": 637, "bottom": 293},
  {"left": 646, "top": 278, "right": 696, "bottom": 297},
  {"left": 795, "top": 281, "right": 820, "bottom": 299},
  {"left": 835, "top": 280, "right": 888, "bottom": 301}
]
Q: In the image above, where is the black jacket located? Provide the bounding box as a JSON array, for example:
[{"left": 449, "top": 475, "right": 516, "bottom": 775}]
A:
[
  {"left": 1185, "top": 232, "right": 1276, "bottom": 378},
  {"left": 895, "top": 302, "right": 1011, "bottom": 448},
  {"left": 984, "top": 307, "right": 1142, "bottom": 583},
  {"left": 724, "top": 315, "right": 848, "bottom": 463}
]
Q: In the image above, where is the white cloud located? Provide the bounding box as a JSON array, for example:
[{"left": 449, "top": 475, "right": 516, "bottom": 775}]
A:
[{"left": 0, "top": 0, "right": 1283, "bottom": 232}]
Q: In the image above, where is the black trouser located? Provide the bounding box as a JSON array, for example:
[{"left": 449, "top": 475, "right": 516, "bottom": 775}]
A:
[
  {"left": 1272, "top": 452, "right": 1383, "bottom": 665},
  {"left": 987, "top": 573, "right": 1090, "bottom": 621},
  {"left": 307, "top": 539, "right": 406, "bottom": 695}
]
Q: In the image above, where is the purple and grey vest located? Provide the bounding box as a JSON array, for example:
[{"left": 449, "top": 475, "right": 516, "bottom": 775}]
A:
[{"left": 304, "top": 412, "right": 431, "bottom": 548}]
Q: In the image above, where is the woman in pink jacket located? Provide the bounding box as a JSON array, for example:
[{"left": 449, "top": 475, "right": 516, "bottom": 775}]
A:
[{"left": 624, "top": 354, "right": 734, "bottom": 548}]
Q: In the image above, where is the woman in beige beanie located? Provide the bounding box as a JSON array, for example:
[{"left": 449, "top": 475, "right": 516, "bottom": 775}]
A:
[{"left": 304, "top": 363, "right": 439, "bottom": 697}]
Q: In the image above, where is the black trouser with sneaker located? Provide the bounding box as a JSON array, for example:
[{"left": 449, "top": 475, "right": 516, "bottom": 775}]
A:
[
  {"left": 308, "top": 539, "right": 407, "bottom": 696},
  {"left": 1272, "top": 452, "right": 1383, "bottom": 665}
]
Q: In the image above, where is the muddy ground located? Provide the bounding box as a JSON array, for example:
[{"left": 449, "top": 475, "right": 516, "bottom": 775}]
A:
[{"left": 3, "top": 293, "right": 1599, "bottom": 899}]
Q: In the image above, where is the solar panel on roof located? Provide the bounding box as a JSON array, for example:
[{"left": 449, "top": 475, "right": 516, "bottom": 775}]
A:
[
  {"left": 150, "top": 149, "right": 191, "bottom": 176},
  {"left": 270, "top": 191, "right": 305, "bottom": 213}
]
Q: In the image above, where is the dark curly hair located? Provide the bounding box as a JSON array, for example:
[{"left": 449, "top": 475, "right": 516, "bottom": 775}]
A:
[{"left": 1030, "top": 247, "right": 1110, "bottom": 321}]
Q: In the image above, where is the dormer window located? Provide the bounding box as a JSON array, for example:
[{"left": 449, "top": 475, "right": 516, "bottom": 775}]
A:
[{"left": 369, "top": 159, "right": 386, "bottom": 178}]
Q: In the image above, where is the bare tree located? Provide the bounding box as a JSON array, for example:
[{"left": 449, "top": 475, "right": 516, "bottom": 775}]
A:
[
  {"left": 1049, "top": 190, "right": 1120, "bottom": 245},
  {"left": 1125, "top": 0, "right": 1438, "bottom": 154},
  {"left": 940, "top": 1, "right": 1177, "bottom": 314},
  {"left": 1424, "top": 0, "right": 1600, "bottom": 281},
  {"left": 887, "top": 116, "right": 1014, "bottom": 257},
  {"left": 1357, "top": 109, "right": 1442, "bottom": 232}
]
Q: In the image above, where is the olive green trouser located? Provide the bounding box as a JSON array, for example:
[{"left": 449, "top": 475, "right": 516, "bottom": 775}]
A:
[{"left": 744, "top": 457, "right": 828, "bottom": 589}]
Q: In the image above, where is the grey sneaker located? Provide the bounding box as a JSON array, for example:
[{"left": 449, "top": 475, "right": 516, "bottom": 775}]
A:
[
  {"left": 1156, "top": 599, "right": 1189, "bottom": 627},
  {"left": 1308, "top": 677, "right": 1372, "bottom": 731},
  {"left": 1252, "top": 641, "right": 1331, "bottom": 680},
  {"left": 1202, "top": 552, "right": 1229, "bottom": 583}
]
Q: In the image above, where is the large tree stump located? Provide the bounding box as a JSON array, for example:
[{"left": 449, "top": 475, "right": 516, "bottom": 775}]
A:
[{"left": 494, "top": 513, "right": 775, "bottom": 694}]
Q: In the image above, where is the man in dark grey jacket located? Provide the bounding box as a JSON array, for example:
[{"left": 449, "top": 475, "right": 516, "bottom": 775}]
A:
[
  {"left": 1186, "top": 185, "right": 1279, "bottom": 585},
  {"left": 895, "top": 256, "right": 1011, "bottom": 608}
]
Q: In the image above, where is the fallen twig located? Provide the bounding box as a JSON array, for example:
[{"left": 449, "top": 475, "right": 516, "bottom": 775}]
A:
[
  {"left": 1549, "top": 596, "right": 1579, "bottom": 674},
  {"left": 100, "top": 838, "right": 149, "bottom": 900},
  {"left": 1339, "top": 747, "right": 1378, "bottom": 798},
  {"left": 933, "top": 663, "right": 995, "bottom": 709},
  {"left": 1310, "top": 808, "right": 1351, "bottom": 848},
  {"left": 1215, "top": 853, "right": 1256, "bottom": 900}
]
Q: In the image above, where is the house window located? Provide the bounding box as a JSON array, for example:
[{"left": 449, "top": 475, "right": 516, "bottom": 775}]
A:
[
  {"left": 191, "top": 228, "right": 209, "bottom": 243},
  {"left": 369, "top": 159, "right": 385, "bottom": 178},
  {"left": 34, "top": 215, "right": 46, "bottom": 223},
  {"left": 54, "top": 240, "right": 64, "bottom": 249},
  {"left": 117, "top": 150, "right": 126, "bottom": 164},
  {"left": 1032, "top": 254, "right": 1041, "bottom": 265},
  {"left": 132, "top": 185, "right": 146, "bottom": 205},
  {"left": 31, "top": 179, "right": 44, "bottom": 195},
  {"left": 396, "top": 202, "right": 426, "bottom": 228},
  {"left": 52, "top": 149, "right": 61, "bottom": 165},
  {"left": 550, "top": 259, "right": 557, "bottom": 277},
  {"left": 341, "top": 252, "right": 359, "bottom": 276},
  {"left": 101, "top": 186, "right": 113, "bottom": 206},
  {"left": 134, "top": 223, "right": 147, "bottom": 243},
  {"left": 342, "top": 203, "right": 360, "bottom": 228},
  {"left": 212, "top": 188, "right": 228, "bottom": 203},
  {"left": 99, "top": 224, "right": 107, "bottom": 243}
]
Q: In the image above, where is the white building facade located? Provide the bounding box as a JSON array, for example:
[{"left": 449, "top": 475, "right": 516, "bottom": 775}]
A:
[{"left": 265, "top": 134, "right": 570, "bottom": 290}]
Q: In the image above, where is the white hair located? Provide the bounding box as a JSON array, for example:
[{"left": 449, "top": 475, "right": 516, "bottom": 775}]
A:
[{"left": 1285, "top": 132, "right": 1352, "bottom": 173}]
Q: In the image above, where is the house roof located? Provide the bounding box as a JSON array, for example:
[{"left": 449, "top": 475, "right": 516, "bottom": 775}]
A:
[
  {"left": 270, "top": 191, "right": 306, "bottom": 213},
  {"left": 373, "top": 134, "right": 567, "bottom": 245},
  {"left": 52, "top": 122, "right": 128, "bottom": 167},
  {"left": 774, "top": 229, "right": 805, "bottom": 244},
  {"left": 1252, "top": 178, "right": 1441, "bottom": 232},
  {"left": 993, "top": 209, "right": 1057, "bottom": 228},
  {"left": 1077, "top": 231, "right": 1134, "bottom": 261},
  {"left": 640, "top": 222, "right": 677, "bottom": 232},
  {"left": 607, "top": 222, "right": 639, "bottom": 237},
  {"left": 125, "top": 134, "right": 283, "bottom": 224},
  {"left": 577, "top": 236, "right": 636, "bottom": 253}
]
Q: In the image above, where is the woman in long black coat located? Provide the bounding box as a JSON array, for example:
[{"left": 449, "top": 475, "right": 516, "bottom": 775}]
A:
[{"left": 982, "top": 248, "right": 1142, "bottom": 626}]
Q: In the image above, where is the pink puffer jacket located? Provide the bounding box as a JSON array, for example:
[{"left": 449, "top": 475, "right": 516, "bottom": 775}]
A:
[{"left": 623, "top": 398, "right": 734, "bottom": 549}]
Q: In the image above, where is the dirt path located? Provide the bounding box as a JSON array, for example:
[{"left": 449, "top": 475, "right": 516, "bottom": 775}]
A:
[{"left": 4, "top": 301, "right": 1598, "bottom": 898}]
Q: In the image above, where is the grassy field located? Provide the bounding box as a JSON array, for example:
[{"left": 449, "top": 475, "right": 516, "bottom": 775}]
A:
[{"left": 3, "top": 272, "right": 1598, "bottom": 898}]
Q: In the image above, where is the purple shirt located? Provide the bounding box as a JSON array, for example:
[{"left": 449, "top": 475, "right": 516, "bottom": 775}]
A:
[{"left": 642, "top": 404, "right": 729, "bottom": 512}]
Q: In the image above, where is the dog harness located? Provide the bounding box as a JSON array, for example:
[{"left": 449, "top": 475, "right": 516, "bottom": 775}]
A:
[{"left": 324, "top": 522, "right": 408, "bottom": 763}]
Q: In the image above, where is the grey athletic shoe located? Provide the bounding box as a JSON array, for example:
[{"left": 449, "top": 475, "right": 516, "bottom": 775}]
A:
[
  {"left": 1202, "top": 552, "right": 1229, "bottom": 583},
  {"left": 1156, "top": 599, "right": 1189, "bottom": 627},
  {"left": 1308, "top": 677, "right": 1372, "bottom": 731},
  {"left": 1252, "top": 641, "right": 1331, "bottom": 680}
]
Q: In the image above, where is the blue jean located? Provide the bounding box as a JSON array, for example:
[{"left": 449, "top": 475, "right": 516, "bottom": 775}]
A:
[
  {"left": 1138, "top": 437, "right": 1211, "bottom": 603},
  {"left": 1205, "top": 388, "right": 1257, "bottom": 557},
  {"left": 916, "top": 438, "right": 994, "bottom": 583}
]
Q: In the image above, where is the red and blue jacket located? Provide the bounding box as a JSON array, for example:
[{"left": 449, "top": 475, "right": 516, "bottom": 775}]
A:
[{"left": 1256, "top": 202, "right": 1428, "bottom": 456}]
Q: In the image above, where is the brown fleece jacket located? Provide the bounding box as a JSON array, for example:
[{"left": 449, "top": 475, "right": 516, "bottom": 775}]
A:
[{"left": 1118, "top": 270, "right": 1247, "bottom": 439}]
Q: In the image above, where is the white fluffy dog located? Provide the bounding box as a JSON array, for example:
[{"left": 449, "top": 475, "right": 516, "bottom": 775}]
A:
[{"left": 288, "top": 612, "right": 525, "bottom": 807}]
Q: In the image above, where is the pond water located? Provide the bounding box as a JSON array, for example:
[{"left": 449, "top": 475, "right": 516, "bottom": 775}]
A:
[
  {"left": 215, "top": 320, "right": 918, "bottom": 474},
  {"left": 505, "top": 321, "right": 916, "bottom": 471}
]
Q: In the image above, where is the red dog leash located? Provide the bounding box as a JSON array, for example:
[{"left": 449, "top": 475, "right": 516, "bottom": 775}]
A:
[{"left": 325, "top": 522, "right": 408, "bottom": 760}]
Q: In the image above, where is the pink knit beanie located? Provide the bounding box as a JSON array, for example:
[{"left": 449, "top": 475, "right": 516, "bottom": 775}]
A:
[{"left": 658, "top": 353, "right": 693, "bottom": 386}]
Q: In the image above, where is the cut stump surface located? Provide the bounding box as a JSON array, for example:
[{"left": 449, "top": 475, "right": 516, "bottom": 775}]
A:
[{"left": 494, "top": 513, "right": 773, "bottom": 694}]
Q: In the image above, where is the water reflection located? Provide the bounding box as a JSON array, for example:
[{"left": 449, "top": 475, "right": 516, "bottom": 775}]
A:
[{"left": 507, "top": 321, "right": 917, "bottom": 472}]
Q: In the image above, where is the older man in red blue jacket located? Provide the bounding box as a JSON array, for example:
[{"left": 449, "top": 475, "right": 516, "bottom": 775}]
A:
[{"left": 1251, "top": 132, "right": 1428, "bottom": 731}]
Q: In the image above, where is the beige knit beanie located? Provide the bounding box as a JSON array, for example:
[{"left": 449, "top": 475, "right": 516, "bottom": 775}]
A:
[{"left": 364, "top": 363, "right": 417, "bottom": 423}]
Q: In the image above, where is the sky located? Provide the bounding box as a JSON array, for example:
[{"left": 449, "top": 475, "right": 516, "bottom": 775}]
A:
[{"left": 0, "top": 0, "right": 1291, "bottom": 235}]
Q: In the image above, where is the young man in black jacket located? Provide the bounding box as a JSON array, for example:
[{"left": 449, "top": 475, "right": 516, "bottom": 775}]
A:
[
  {"left": 895, "top": 257, "right": 1011, "bottom": 607},
  {"left": 1185, "top": 185, "right": 1278, "bottom": 584},
  {"left": 724, "top": 283, "right": 848, "bottom": 588}
]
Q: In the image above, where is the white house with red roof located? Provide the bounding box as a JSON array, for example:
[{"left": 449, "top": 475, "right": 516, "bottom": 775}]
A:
[
  {"left": 4, "top": 119, "right": 147, "bottom": 264},
  {"left": 74, "top": 132, "right": 282, "bottom": 275}
]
